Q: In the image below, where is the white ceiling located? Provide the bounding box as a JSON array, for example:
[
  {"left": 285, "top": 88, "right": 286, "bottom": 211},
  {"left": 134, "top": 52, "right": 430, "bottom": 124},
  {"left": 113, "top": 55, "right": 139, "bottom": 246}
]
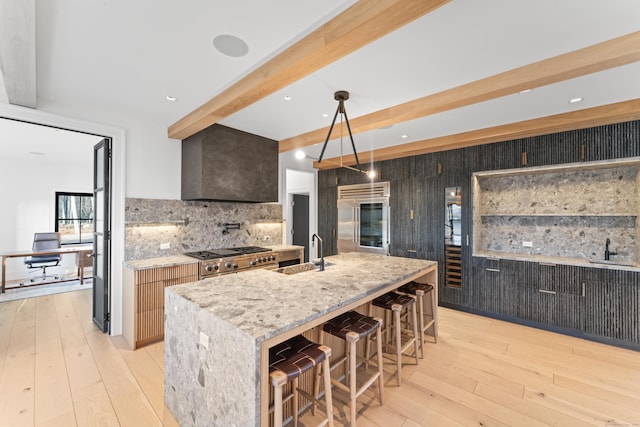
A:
[
  {"left": 0, "top": 118, "right": 100, "bottom": 164},
  {"left": 3, "top": 0, "right": 640, "bottom": 163}
]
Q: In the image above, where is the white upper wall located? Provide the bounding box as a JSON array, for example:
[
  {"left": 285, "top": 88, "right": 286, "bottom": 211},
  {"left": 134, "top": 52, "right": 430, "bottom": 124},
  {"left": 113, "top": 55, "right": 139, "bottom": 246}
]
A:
[{"left": 37, "top": 99, "right": 182, "bottom": 200}]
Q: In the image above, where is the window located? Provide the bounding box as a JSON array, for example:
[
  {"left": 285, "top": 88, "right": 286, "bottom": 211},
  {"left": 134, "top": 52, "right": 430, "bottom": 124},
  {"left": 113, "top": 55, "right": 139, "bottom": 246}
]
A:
[{"left": 55, "top": 192, "right": 94, "bottom": 245}]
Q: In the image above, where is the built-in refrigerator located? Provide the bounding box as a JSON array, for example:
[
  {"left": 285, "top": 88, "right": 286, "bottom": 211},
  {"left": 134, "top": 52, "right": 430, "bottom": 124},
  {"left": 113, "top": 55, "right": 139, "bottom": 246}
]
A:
[{"left": 337, "top": 182, "right": 390, "bottom": 255}]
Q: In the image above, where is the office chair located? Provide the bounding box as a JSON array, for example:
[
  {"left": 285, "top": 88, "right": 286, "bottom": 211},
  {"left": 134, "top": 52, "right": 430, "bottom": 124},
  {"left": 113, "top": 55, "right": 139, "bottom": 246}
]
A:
[{"left": 22, "top": 232, "right": 62, "bottom": 284}]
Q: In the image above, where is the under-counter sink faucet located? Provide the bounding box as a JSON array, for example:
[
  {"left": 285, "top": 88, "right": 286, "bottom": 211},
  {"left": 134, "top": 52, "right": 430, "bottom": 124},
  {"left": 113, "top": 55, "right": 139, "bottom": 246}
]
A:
[
  {"left": 605, "top": 238, "right": 617, "bottom": 260},
  {"left": 312, "top": 233, "right": 324, "bottom": 271}
]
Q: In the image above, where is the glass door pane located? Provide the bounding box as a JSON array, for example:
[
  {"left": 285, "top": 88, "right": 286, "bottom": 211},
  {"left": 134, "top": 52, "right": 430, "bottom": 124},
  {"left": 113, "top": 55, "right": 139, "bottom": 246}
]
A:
[{"left": 359, "top": 202, "right": 384, "bottom": 248}]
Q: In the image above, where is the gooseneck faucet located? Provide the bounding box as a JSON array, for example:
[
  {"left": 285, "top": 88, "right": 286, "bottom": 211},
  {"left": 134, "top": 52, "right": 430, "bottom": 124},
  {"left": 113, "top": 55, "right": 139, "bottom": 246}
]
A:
[
  {"left": 312, "top": 233, "right": 324, "bottom": 271},
  {"left": 605, "top": 238, "right": 617, "bottom": 260}
]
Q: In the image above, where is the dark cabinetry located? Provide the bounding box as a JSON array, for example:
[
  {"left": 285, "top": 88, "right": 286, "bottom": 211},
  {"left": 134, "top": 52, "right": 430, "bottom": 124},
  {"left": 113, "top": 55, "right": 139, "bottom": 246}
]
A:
[
  {"left": 516, "top": 262, "right": 584, "bottom": 331},
  {"left": 470, "top": 257, "right": 639, "bottom": 346},
  {"left": 389, "top": 177, "right": 425, "bottom": 258},
  {"left": 471, "top": 257, "right": 518, "bottom": 317},
  {"left": 318, "top": 120, "right": 640, "bottom": 349},
  {"left": 583, "top": 270, "right": 640, "bottom": 344}
]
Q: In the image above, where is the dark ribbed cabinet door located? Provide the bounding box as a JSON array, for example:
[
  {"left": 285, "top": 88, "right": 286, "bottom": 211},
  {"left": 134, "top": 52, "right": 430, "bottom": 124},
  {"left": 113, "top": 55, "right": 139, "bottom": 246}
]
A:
[
  {"left": 317, "top": 182, "right": 338, "bottom": 256},
  {"left": 582, "top": 270, "right": 640, "bottom": 344},
  {"left": 390, "top": 177, "right": 416, "bottom": 258}
]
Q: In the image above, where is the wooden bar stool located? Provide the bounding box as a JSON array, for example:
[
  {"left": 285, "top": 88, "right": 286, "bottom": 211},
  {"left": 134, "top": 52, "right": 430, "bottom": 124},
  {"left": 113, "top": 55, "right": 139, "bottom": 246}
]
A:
[
  {"left": 369, "top": 292, "right": 419, "bottom": 386},
  {"left": 269, "top": 335, "right": 335, "bottom": 427},
  {"left": 397, "top": 281, "right": 438, "bottom": 358},
  {"left": 315, "top": 310, "right": 384, "bottom": 427}
]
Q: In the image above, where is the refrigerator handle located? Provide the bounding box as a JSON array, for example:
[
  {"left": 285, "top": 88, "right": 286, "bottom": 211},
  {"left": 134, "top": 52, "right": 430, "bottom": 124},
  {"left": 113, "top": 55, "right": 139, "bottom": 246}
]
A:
[
  {"left": 354, "top": 206, "right": 358, "bottom": 243},
  {"left": 387, "top": 205, "right": 391, "bottom": 246}
]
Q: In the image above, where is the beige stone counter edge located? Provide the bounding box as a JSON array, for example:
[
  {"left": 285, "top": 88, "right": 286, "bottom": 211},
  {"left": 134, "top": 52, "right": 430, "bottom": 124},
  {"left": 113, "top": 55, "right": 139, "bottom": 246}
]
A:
[{"left": 475, "top": 251, "right": 640, "bottom": 272}]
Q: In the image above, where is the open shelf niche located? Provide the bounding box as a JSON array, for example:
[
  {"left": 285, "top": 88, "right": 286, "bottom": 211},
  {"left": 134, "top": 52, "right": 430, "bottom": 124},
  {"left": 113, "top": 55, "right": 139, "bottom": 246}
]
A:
[{"left": 472, "top": 157, "right": 640, "bottom": 263}]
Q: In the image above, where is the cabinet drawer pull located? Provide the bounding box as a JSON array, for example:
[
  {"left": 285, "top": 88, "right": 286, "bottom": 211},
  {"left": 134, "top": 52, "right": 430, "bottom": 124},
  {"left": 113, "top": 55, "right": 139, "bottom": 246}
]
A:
[
  {"left": 582, "top": 282, "right": 585, "bottom": 297},
  {"left": 539, "top": 289, "right": 557, "bottom": 295},
  {"left": 486, "top": 268, "right": 500, "bottom": 272},
  {"left": 539, "top": 262, "right": 557, "bottom": 267}
]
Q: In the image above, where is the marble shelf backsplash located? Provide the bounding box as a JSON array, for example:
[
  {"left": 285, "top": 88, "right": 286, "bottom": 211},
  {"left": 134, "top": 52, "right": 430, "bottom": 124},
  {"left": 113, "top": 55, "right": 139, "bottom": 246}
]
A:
[
  {"left": 473, "top": 159, "right": 640, "bottom": 263},
  {"left": 124, "top": 198, "right": 283, "bottom": 260}
]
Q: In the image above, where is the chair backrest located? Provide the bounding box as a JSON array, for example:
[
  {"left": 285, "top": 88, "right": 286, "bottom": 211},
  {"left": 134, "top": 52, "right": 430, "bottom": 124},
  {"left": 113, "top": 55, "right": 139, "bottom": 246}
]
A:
[{"left": 32, "top": 232, "right": 61, "bottom": 252}]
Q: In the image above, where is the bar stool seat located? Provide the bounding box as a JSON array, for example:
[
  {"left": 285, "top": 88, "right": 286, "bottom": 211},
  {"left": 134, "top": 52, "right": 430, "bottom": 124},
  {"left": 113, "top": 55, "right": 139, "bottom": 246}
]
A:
[
  {"left": 369, "top": 292, "right": 419, "bottom": 386},
  {"left": 316, "top": 310, "right": 384, "bottom": 427},
  {"left": 397, "top": 281, "right": 438, "bottom": 358},
  {"left": 269, "top": 335, "right": 334, "bottom": 427}
]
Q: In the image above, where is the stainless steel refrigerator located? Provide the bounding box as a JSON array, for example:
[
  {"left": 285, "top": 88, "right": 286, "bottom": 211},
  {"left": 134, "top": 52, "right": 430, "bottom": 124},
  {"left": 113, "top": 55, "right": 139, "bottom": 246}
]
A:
[{"left": 337, "top": 182, "right": 390, "bottom": 255}]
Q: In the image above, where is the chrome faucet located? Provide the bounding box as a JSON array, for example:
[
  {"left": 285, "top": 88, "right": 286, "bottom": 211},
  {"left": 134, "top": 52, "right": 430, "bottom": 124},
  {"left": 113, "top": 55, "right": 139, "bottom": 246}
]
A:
[
  {"left": 605, "top": 238, "right": 617, "bottom": 260},
  {"left": 312, "top": 233, "right": 324, "bottom": 271}
]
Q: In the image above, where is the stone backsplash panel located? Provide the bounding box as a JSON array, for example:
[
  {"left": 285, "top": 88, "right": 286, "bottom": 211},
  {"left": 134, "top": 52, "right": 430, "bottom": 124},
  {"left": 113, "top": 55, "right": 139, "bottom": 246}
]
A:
[
  {"left": 125, "top": 198, "right": 282, "bottom": 260},
  {"left": 479, "top": 215, "right": 636, "bottom": 261},
  {"left": 478, "top": 166, "right": 639, "bottom": 216}
]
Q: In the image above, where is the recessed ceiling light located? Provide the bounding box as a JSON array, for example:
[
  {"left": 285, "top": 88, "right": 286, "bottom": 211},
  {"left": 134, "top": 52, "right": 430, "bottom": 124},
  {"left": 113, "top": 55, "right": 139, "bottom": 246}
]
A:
[
  {"left": 322, "top": 113, "right": 329, "bottom": 118},
  {"left": 569, "top": 97, "right": 583, "bottom": 104},
  {"left": 283, "top": 96, "right": 292, "bottom": 101},
  {"left": 213, "top": 34, "right": 249, "bottom": 57},
  {"left": 519, "top": 89, "right": 533, "bottom": 94},
  {"left": 166, "top": 95, "right": 177, "bottom": 102},
  {"left": 401, "top": 134, "right": 408, "bottom": 139},
  {"left": 295, "top": 150, "right": 306, "bottom": 160}
]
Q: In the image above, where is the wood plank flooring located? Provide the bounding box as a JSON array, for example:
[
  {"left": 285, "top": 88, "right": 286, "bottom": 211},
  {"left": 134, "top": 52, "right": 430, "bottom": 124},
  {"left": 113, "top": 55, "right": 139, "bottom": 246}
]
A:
[{"left": 1, "top": 289, "right": 639, "bottom": 426}]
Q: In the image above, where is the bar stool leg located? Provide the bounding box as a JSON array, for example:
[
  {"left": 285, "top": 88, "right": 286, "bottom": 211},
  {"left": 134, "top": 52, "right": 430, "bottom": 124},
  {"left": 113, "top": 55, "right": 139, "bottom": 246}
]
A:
[
  {"left": 321, "top": 354, "right": 335, "bottom": 427},
  {"left": 272, "top": 371, "right": 286, "bottom": 427},
  {"left": 416, "top": 290, "right": 425, "bottom": 358},
  {"left": 392, "top": 305, "right": 403, "bottom": 385},
  {"left": 430, "top": 289, "right": 438, "bottom": 343},
  {"left": 375, "top": 325, "right": 385, "bottom": 405},
  {"left": 348, "top": 337, "right": 357, "bottom": 426},
  {"left": 411, "top": 302, "right": 420, "bottom": 366},
  {"left": 292, "top": 376, "right": 299, "bottom": 426}
]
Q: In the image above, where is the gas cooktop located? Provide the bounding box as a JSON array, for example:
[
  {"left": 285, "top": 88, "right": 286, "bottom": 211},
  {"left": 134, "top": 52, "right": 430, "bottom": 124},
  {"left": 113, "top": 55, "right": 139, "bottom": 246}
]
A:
[{"left": 184, "top": 246, "right": 272, "bottom": 260}]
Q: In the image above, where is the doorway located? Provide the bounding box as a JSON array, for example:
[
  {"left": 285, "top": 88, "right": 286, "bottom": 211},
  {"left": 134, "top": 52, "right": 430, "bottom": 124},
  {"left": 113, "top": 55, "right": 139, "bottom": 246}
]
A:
[
  {"left": 285, "top": 169, "right": 316, "bottom": 263},
  {"left": 0, "top": 117, "right": 113, "bottom": 332}
]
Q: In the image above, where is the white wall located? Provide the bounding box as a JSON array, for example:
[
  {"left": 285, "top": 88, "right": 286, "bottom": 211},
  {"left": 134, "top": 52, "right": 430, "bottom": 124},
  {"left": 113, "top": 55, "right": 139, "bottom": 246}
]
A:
[
  {"left": 0, "top": 155, "right": 93, "bottom": 280},
  {"left": 37, "top": 99, "right": 182, "bottom": 200}
]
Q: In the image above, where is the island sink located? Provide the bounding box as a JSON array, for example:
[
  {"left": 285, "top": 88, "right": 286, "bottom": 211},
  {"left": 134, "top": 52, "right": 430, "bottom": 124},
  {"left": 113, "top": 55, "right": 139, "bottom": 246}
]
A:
[{"left": 274, "top": 261, "right": 335, "bottom": 274}]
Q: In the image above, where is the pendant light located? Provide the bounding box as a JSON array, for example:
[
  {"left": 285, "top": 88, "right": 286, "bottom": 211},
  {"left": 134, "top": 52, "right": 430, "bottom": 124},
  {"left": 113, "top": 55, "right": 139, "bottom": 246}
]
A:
[{"left": 317, "top": 90, "right": 363, "bottom": 173}]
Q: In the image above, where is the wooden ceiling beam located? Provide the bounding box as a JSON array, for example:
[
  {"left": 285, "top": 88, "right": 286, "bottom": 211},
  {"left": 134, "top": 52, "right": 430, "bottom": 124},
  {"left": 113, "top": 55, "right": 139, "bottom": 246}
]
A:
[
  {"left": 168, "top": 0, "right": 450, "bottom": 140},
  {"left": 313, "top": 98, "right": 640, "bottom": 170},
  {"left": 0, "top": 0, "right": 36, "bottom": 108},
  {"left": 283, "top": 31, "right": 640, "bottom": 153}
]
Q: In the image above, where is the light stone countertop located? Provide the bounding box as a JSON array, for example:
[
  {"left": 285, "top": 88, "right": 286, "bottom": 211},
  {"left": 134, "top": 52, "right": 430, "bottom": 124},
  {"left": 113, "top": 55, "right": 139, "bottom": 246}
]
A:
[
  {"left": 123, "top": 245, "right": 303, "bottom": 271},
  {"left": 124, "top": 255, "right": 198, "bottom": 270},
  {"left": 265, "top": 244, "right": 303, "bottom": 252},
  {"left": 167, "top": 252, "right": 436, "bottom": 342},
  {"left": 475, "top": 251, "right": 640, "bottom": 271}
]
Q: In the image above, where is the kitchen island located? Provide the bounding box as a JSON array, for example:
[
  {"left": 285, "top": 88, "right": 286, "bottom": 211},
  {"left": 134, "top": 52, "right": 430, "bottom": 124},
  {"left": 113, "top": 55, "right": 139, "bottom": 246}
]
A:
[{"left": 164, "top": 253, "right": 437, "bottom": 427}]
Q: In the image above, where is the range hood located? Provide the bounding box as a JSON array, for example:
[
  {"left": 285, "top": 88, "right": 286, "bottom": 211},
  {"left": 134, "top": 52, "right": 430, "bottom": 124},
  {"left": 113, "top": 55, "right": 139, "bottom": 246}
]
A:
[{"left": 181, "top": 124, "right": 278, "bottom": 202}]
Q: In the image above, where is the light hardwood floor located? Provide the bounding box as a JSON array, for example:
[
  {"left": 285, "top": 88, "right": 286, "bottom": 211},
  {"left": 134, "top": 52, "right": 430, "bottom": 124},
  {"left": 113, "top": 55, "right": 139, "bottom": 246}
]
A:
[{"left": 1, "top": 289, "right": 639, "bottom": 426}]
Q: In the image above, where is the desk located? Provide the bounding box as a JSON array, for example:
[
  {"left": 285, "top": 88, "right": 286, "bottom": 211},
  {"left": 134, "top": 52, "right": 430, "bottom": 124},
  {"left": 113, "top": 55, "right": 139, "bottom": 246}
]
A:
[{"left": 1, "top": 245, "right": 93, "bottom": 293}]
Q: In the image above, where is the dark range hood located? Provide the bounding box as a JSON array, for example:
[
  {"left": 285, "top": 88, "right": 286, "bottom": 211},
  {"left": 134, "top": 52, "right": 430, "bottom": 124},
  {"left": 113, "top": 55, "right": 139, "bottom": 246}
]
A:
[{"left": 181, "top": 124, "right": 278, "bottom": 202}]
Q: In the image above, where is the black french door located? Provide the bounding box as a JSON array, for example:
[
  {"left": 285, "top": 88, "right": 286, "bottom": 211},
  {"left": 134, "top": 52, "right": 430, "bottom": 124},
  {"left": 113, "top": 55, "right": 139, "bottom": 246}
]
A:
[{"left": 92, "top": 138, "right": 111, "bottom": 333}]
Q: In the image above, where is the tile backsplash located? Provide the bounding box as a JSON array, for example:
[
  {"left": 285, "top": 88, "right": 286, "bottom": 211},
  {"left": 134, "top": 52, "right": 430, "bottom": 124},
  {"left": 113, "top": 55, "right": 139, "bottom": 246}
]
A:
[{"left": 124, "top": 198, "right": 283, "bottom": 260}]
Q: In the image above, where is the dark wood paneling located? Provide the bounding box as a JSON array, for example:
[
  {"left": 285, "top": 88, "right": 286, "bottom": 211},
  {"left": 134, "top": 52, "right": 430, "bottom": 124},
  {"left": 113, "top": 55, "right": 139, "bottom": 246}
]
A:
[{"left": 318, "top": 119, "right": 640, "bottom": 347}]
